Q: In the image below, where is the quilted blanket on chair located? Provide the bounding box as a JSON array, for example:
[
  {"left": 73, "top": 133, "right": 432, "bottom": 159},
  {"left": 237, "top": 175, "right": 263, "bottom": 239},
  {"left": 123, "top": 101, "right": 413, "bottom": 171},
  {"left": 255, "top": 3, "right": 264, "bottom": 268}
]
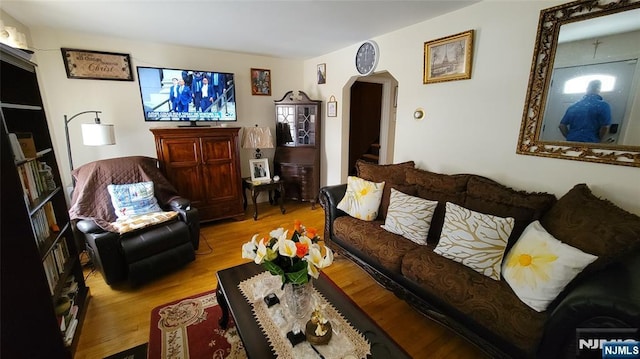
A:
[{"left": 68, "top": 156, "right": 180, "bottom": 231}]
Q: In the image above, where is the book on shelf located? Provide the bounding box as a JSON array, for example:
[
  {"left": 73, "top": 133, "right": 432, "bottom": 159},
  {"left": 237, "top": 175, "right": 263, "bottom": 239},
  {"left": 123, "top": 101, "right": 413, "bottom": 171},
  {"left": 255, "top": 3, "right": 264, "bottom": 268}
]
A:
[
  {"left": 63, "top": 318, "right": 78, "bottom": 346},
  {"left": 8, "top": 132, "right": 25, "bottom": 161},
  {"left": 43, "top": 202, "right": 60, "bottom": 232},
  {"left": 16, "top": 159, "right": 57, "bottom": 205},
  {"left": 16, "top": 132, "right": 37, "bottom": 158}
]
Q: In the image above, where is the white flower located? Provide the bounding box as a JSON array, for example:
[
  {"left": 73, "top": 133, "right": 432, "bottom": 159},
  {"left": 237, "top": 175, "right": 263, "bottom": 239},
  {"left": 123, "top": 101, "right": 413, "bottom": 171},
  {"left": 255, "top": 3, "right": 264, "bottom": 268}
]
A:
[
  {"left": 278, "top": 233, "right": 297, "bottom": 258},
  {"left": 299, "top": 235, "right": 312, "bottom": 248},
  {"left": 270, "top": 227, "right": 286, "bottom": 239},
  {"left": 254, "top": 241, "right": 268, "bottom": 264},
  {"left": 306, "top": 258, "right": 320, "bottom": 278},
  {"left": 241, "top": 234, "right": 259, "bottom": 260},
  {"left": 321, "top": 247, "right": 334, "bottom": 268}
]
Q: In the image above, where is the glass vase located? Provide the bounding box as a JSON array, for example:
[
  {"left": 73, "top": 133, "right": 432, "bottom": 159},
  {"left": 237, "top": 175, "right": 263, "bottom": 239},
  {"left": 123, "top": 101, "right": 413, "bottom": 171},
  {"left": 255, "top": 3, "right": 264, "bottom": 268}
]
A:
[{"left": 283, "top": 281, "right": 311, "bottom": 319}]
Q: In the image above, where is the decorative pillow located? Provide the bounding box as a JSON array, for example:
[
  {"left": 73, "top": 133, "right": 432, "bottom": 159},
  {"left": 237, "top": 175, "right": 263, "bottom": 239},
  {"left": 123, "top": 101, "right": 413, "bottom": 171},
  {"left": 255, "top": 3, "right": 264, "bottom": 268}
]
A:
[
  {"left": 406, "top": 168, "right": 471, "bottom": 244},
  {"left": 540, "top": 183, "right": 640, "bottom": 274},
  {"left": 502, "top": 220, "right": 598, "bottom": 312},
  {"left": 464, "top": 176, "right": 557, "bottom": 250},
  {"left": 381, "top": 188, "right": 438, "bottom": 245},
  {"left": 337, "top": 176, "right": 385, "bottom": 221},
  {"left": 110, "top": 211, "right": 178, "bottom": 234},
  {"left": 355, "top": 160, "right": 416, "bottom": 220},
  {"left": 434, "top": 202, "right": 515, "bottom": 280},
  {"left": 107, "top": 181, "right": 162, "bottom": 219}
]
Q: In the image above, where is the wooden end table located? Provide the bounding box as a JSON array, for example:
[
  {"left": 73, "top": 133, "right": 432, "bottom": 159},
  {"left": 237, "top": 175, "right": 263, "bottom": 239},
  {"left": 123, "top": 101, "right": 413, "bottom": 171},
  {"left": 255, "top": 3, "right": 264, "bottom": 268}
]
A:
[{"left": 242, "top": 178, "right": 286, "bottom": 220}]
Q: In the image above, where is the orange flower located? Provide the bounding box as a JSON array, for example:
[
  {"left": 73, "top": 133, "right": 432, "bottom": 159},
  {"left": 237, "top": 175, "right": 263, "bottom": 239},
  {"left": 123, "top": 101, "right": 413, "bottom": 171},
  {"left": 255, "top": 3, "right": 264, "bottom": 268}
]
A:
[
  {"left": 294, "top": 219, "right": 302, "bottom": 233},
  {"left": 306, "top": 227, "right": 318, "bottom": 239},
  {"left": 295, "top": 242, "right": 309, "bottom": 258}
]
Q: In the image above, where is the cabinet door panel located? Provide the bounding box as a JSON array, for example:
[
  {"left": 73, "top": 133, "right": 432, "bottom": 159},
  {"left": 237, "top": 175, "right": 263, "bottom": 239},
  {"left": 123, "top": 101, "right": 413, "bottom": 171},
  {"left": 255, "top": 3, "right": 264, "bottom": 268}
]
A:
[
  {"left": 201, "top": 137, "right": 239, "bottom": 200},
  {"left": 162, "top": 139, "right": 200, "bottom": 163},
  {"left": 202, "top": 162, "right": 238, "bottom": 199},
  {"left": 160, "top": 139, "right": 202, "bottom": 204}
]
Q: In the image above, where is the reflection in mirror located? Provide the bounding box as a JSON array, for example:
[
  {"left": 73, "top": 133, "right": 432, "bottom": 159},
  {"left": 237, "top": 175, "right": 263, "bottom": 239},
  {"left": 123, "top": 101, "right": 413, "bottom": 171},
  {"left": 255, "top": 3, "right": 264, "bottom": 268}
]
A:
[{"left": 517, "top": 0, "right": 640, "bottom": 167}]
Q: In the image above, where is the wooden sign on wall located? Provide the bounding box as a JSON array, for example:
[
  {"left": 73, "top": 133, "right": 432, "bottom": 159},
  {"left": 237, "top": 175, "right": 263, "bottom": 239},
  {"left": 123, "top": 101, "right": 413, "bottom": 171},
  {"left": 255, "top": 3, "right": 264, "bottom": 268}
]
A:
[{"left": 61, "top": 48, "right": 133, "bottom": 81}]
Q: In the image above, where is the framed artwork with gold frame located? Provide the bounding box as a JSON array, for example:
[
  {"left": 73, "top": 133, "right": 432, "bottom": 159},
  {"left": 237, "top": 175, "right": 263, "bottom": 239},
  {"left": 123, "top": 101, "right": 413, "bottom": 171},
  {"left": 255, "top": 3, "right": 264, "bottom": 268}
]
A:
[{"left": 423, "top": 30, "right": 474, "bottom": 84}]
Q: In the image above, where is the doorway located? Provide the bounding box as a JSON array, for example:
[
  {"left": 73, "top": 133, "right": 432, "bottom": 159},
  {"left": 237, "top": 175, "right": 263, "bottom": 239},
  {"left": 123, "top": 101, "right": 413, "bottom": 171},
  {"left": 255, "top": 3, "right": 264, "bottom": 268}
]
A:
[{"left": 348, "top": 81, "right": 383, "bottom": 175}]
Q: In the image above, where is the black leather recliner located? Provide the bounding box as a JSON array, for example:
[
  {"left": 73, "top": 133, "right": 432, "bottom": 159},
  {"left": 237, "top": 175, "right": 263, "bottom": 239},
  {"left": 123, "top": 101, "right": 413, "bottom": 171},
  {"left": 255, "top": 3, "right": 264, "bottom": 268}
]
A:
[{"left": 69, "top": 156, "right": 200, "bottom": 286}]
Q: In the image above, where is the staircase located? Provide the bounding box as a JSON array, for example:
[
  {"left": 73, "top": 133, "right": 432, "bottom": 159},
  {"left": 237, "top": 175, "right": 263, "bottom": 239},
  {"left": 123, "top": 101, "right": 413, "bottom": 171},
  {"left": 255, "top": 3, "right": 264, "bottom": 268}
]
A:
[{"left": 360, "top": 142, "right": 380, "bottom": 164}]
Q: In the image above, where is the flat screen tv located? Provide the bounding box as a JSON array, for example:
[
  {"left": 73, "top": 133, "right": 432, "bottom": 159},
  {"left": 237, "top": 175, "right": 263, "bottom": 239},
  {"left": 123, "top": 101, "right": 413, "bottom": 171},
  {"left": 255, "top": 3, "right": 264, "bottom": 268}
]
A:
[{"left": 136, "top": 66, "right": 236, "bottom": 126}]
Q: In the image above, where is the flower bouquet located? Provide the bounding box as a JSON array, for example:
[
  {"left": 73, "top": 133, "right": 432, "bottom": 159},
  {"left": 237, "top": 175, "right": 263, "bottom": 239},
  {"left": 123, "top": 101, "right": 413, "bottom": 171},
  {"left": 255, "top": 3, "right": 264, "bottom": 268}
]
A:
[{"left": 241, "top": 220, "right": 334, "bottom": 286}]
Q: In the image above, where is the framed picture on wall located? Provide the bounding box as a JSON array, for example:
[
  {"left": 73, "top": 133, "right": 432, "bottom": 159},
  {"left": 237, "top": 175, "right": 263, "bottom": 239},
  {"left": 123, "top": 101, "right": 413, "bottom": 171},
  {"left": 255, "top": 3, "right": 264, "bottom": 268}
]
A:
[
  {"left": 423, "top": 30, "right": 474, "bottom": 84},
  {"left": 61, "top": 48, "right": 133, "bottom": 81},
  {"left": 249, "top": 158, "right": 270, "bottom": 182},
  {"left": 317, "top": 63, "right": 326, "bottom": 84},
  {"left": 251, "top": 68, "right": 271, "bottom": 95}
]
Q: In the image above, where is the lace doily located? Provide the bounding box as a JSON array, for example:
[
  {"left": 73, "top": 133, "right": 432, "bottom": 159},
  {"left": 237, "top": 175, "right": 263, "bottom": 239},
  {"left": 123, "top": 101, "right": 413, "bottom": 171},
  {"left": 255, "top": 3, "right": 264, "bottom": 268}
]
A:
[{"left": 238, "top": 272, "right": 371, "bottom": 359}]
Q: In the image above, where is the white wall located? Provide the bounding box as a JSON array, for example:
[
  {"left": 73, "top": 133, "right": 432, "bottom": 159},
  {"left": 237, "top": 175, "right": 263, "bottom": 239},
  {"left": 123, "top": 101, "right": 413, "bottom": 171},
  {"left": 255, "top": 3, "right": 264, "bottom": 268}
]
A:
[
  {"left": 7, "top": 2, "right": 640, "bottom": 215},
  {"left": 26, "top": 28, "right": 302, "bottom": 188},
  {"left": 305, "top": 1, "right": 640, "bottom": 215}
]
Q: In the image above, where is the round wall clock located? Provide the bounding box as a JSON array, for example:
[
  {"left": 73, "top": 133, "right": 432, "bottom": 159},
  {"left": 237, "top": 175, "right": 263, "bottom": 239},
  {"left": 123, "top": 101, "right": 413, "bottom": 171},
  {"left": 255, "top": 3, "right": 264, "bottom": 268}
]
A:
[{"left": 355, "top": 40, "right": 379, "bottom": 76}]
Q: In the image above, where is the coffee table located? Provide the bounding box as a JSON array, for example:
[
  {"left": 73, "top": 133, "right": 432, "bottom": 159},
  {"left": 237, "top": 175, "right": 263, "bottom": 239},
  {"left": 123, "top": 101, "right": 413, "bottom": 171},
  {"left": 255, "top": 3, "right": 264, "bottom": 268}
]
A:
[{"left": 216, "top": 262, "right": 411, "bottom": 358}]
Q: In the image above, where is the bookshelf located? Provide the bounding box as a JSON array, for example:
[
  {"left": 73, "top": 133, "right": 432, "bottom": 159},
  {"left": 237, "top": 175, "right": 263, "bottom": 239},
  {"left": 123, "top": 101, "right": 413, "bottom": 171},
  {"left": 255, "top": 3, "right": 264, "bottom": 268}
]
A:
[{"left": 1, "top": 43, "right": 89, "bottom": 358}]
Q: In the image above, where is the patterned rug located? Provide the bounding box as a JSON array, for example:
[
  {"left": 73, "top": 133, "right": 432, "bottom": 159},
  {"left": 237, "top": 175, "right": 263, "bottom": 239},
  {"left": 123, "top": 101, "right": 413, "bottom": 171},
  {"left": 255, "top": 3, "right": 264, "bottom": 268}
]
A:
[{"left": 148, "top": 290, "right": 247, "bottom": 359}]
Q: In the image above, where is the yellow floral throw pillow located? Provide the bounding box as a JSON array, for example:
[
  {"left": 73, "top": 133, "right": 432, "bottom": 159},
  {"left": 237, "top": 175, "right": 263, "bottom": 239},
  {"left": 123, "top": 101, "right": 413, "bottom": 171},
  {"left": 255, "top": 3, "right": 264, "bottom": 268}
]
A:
[
  {"left": 502, "top": 220, "right": 597, "bottom": 312},
  {"left": 337, "top": 176, "right": 385, "bottom": 221},
  {"left": 434, "top": 202, "right": 514, "bottom": 280}
]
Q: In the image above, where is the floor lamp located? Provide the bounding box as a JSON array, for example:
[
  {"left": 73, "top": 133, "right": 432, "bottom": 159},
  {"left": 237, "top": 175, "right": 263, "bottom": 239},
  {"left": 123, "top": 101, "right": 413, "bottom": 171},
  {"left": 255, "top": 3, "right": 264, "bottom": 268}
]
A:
[{"left": 64, "top": 110, "right": 116, "bottom": 173}]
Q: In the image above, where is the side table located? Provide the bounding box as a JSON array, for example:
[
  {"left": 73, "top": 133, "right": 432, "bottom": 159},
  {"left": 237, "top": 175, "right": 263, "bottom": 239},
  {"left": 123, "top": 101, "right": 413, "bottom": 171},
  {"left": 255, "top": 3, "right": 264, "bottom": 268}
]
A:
[{"left": 242, "top": 178, "right": 286, "bottom": 220}]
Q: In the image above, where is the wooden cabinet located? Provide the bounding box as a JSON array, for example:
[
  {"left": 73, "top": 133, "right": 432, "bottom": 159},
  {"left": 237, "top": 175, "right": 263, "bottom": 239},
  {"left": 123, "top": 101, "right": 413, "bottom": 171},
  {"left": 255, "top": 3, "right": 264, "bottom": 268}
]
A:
[
  {"left": 1, "top": 44, "right": 89, "bottom": 358},
  {"left": 274, "top": 91, "right": 321, "bottom": 208},
  {"left": 150, "top": 127, "right": 244, "bottom": 222}
]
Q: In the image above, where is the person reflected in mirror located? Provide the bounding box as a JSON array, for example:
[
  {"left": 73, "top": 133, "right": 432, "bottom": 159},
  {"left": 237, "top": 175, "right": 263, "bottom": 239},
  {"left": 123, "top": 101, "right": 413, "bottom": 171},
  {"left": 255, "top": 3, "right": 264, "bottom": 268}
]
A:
[{"left": 559, "top": 80, "right": 611, "bottom": 143}]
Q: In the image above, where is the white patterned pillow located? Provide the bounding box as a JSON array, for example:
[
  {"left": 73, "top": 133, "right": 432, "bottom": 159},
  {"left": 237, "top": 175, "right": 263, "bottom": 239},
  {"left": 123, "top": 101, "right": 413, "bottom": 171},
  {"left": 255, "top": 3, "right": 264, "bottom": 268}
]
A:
[
  {"left": 107, "top": 181, "right": 162, "bottom": 219},
  {"left": 434, "top": 202, "right": 514, "bottom": 280},
  {"left": 337, "top": 176, "right": 385, "bottom": 221},
  {"left": 381, "top": 188, "right": 438, "bottom": 245},
  {"left": 502, "top": 221, "right": 597, "bottom": 312}
]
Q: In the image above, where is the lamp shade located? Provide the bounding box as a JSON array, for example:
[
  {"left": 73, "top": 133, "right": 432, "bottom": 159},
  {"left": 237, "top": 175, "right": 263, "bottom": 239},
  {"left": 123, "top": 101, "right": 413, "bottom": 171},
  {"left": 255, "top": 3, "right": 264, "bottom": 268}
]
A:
[
  {"left": 242, "top": 127, "right": 274, "bottom": 149},
  {"left": 81, "top": 123, "right": 116, "bottom": 146}
]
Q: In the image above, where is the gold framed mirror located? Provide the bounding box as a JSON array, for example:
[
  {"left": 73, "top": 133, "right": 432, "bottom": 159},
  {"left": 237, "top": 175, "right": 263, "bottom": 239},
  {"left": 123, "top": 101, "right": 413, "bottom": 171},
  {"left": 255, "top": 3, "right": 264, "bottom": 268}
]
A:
[{"left": 517, "top": 0, "right": 640, "bottom": 167}]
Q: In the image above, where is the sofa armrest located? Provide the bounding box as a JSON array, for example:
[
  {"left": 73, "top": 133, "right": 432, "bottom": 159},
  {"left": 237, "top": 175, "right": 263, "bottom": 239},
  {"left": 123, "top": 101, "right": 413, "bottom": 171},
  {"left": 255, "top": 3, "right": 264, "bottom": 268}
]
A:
[
  {"left": 168, "top": 197, "right": 191, "bottom": 210},
  {"left": 75, "top": 219, "right": 105, "bottom": 234},
  {"left": 538, "top": 254, "right": 640, "bottom": 358},
  {"left": 319, "top": 184, "right": 347, "bottom": 246},
  {"left": 165, "top": 198, "right": 200, "bottom": 250}
]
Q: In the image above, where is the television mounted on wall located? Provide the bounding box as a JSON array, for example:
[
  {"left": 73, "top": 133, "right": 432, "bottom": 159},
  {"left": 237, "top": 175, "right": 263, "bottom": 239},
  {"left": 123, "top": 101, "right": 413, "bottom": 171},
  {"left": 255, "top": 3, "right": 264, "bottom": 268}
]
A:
[{"left": 136, "top": 66, "right": 236, "bottom": 127}]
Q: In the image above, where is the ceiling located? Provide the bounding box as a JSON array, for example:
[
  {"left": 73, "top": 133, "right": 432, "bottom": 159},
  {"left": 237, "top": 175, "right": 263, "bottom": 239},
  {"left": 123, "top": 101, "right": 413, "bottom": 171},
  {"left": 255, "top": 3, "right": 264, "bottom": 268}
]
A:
[{"left": 1, "top": 0, "right": 478, "bottom": 59}]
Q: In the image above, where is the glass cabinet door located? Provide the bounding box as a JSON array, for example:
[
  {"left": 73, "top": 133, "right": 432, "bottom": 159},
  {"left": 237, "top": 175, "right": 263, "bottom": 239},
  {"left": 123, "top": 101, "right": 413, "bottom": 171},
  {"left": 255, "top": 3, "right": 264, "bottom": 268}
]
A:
[
  {"left": 276, "top": 105, "right": 296, "bottom": 146},
  {"left": 296, "top": 105, "right": 316, "bottom": 146}
]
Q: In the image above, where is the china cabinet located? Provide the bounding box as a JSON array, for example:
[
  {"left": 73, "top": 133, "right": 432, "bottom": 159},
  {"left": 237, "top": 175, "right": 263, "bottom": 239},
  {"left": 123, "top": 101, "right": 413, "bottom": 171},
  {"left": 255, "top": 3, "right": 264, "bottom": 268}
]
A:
[{"left": 274, "top": 91, "right": 321, "bottom": 208}]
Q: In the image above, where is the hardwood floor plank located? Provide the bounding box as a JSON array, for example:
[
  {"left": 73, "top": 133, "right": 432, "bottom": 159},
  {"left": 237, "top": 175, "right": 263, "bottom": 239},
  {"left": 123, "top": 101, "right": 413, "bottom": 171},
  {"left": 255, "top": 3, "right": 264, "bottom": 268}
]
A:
[{"left": 75, "top": 202, "right": 485, "bottom": 358}]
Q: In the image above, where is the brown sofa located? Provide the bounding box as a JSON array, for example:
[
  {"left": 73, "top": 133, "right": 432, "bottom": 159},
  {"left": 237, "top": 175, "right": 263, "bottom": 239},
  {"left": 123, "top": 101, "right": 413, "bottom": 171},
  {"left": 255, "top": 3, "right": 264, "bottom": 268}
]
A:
[{"left": 319, "top": 160, "right": 640, "bottom": 358}]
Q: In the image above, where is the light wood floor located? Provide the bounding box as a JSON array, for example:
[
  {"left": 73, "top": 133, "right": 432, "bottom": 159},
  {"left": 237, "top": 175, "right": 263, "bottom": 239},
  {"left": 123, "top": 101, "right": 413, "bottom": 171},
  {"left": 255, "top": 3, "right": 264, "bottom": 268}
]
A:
[{"left": 75, "top": 202, "right": 485, "bottom": 358}]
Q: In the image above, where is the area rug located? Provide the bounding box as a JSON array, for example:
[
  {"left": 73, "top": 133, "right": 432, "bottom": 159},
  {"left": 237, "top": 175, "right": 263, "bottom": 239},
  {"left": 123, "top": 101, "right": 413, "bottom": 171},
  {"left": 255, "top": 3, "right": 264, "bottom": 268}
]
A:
[{"left": 148, "top": 290, "right": 247, "bottom": 359}]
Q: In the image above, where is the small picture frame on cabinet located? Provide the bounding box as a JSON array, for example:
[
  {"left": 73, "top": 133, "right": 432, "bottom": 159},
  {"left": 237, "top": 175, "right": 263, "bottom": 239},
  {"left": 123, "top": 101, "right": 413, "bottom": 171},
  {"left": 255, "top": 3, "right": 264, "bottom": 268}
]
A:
[
  {"left": 327, "top": 95, "right": 337, "bottom": 117},
  {"left": 251, "top": 68, "right": 271, "bottom": 95},
  {"left": 249, "top": 158, "right": 271, "bottom": 183}
]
